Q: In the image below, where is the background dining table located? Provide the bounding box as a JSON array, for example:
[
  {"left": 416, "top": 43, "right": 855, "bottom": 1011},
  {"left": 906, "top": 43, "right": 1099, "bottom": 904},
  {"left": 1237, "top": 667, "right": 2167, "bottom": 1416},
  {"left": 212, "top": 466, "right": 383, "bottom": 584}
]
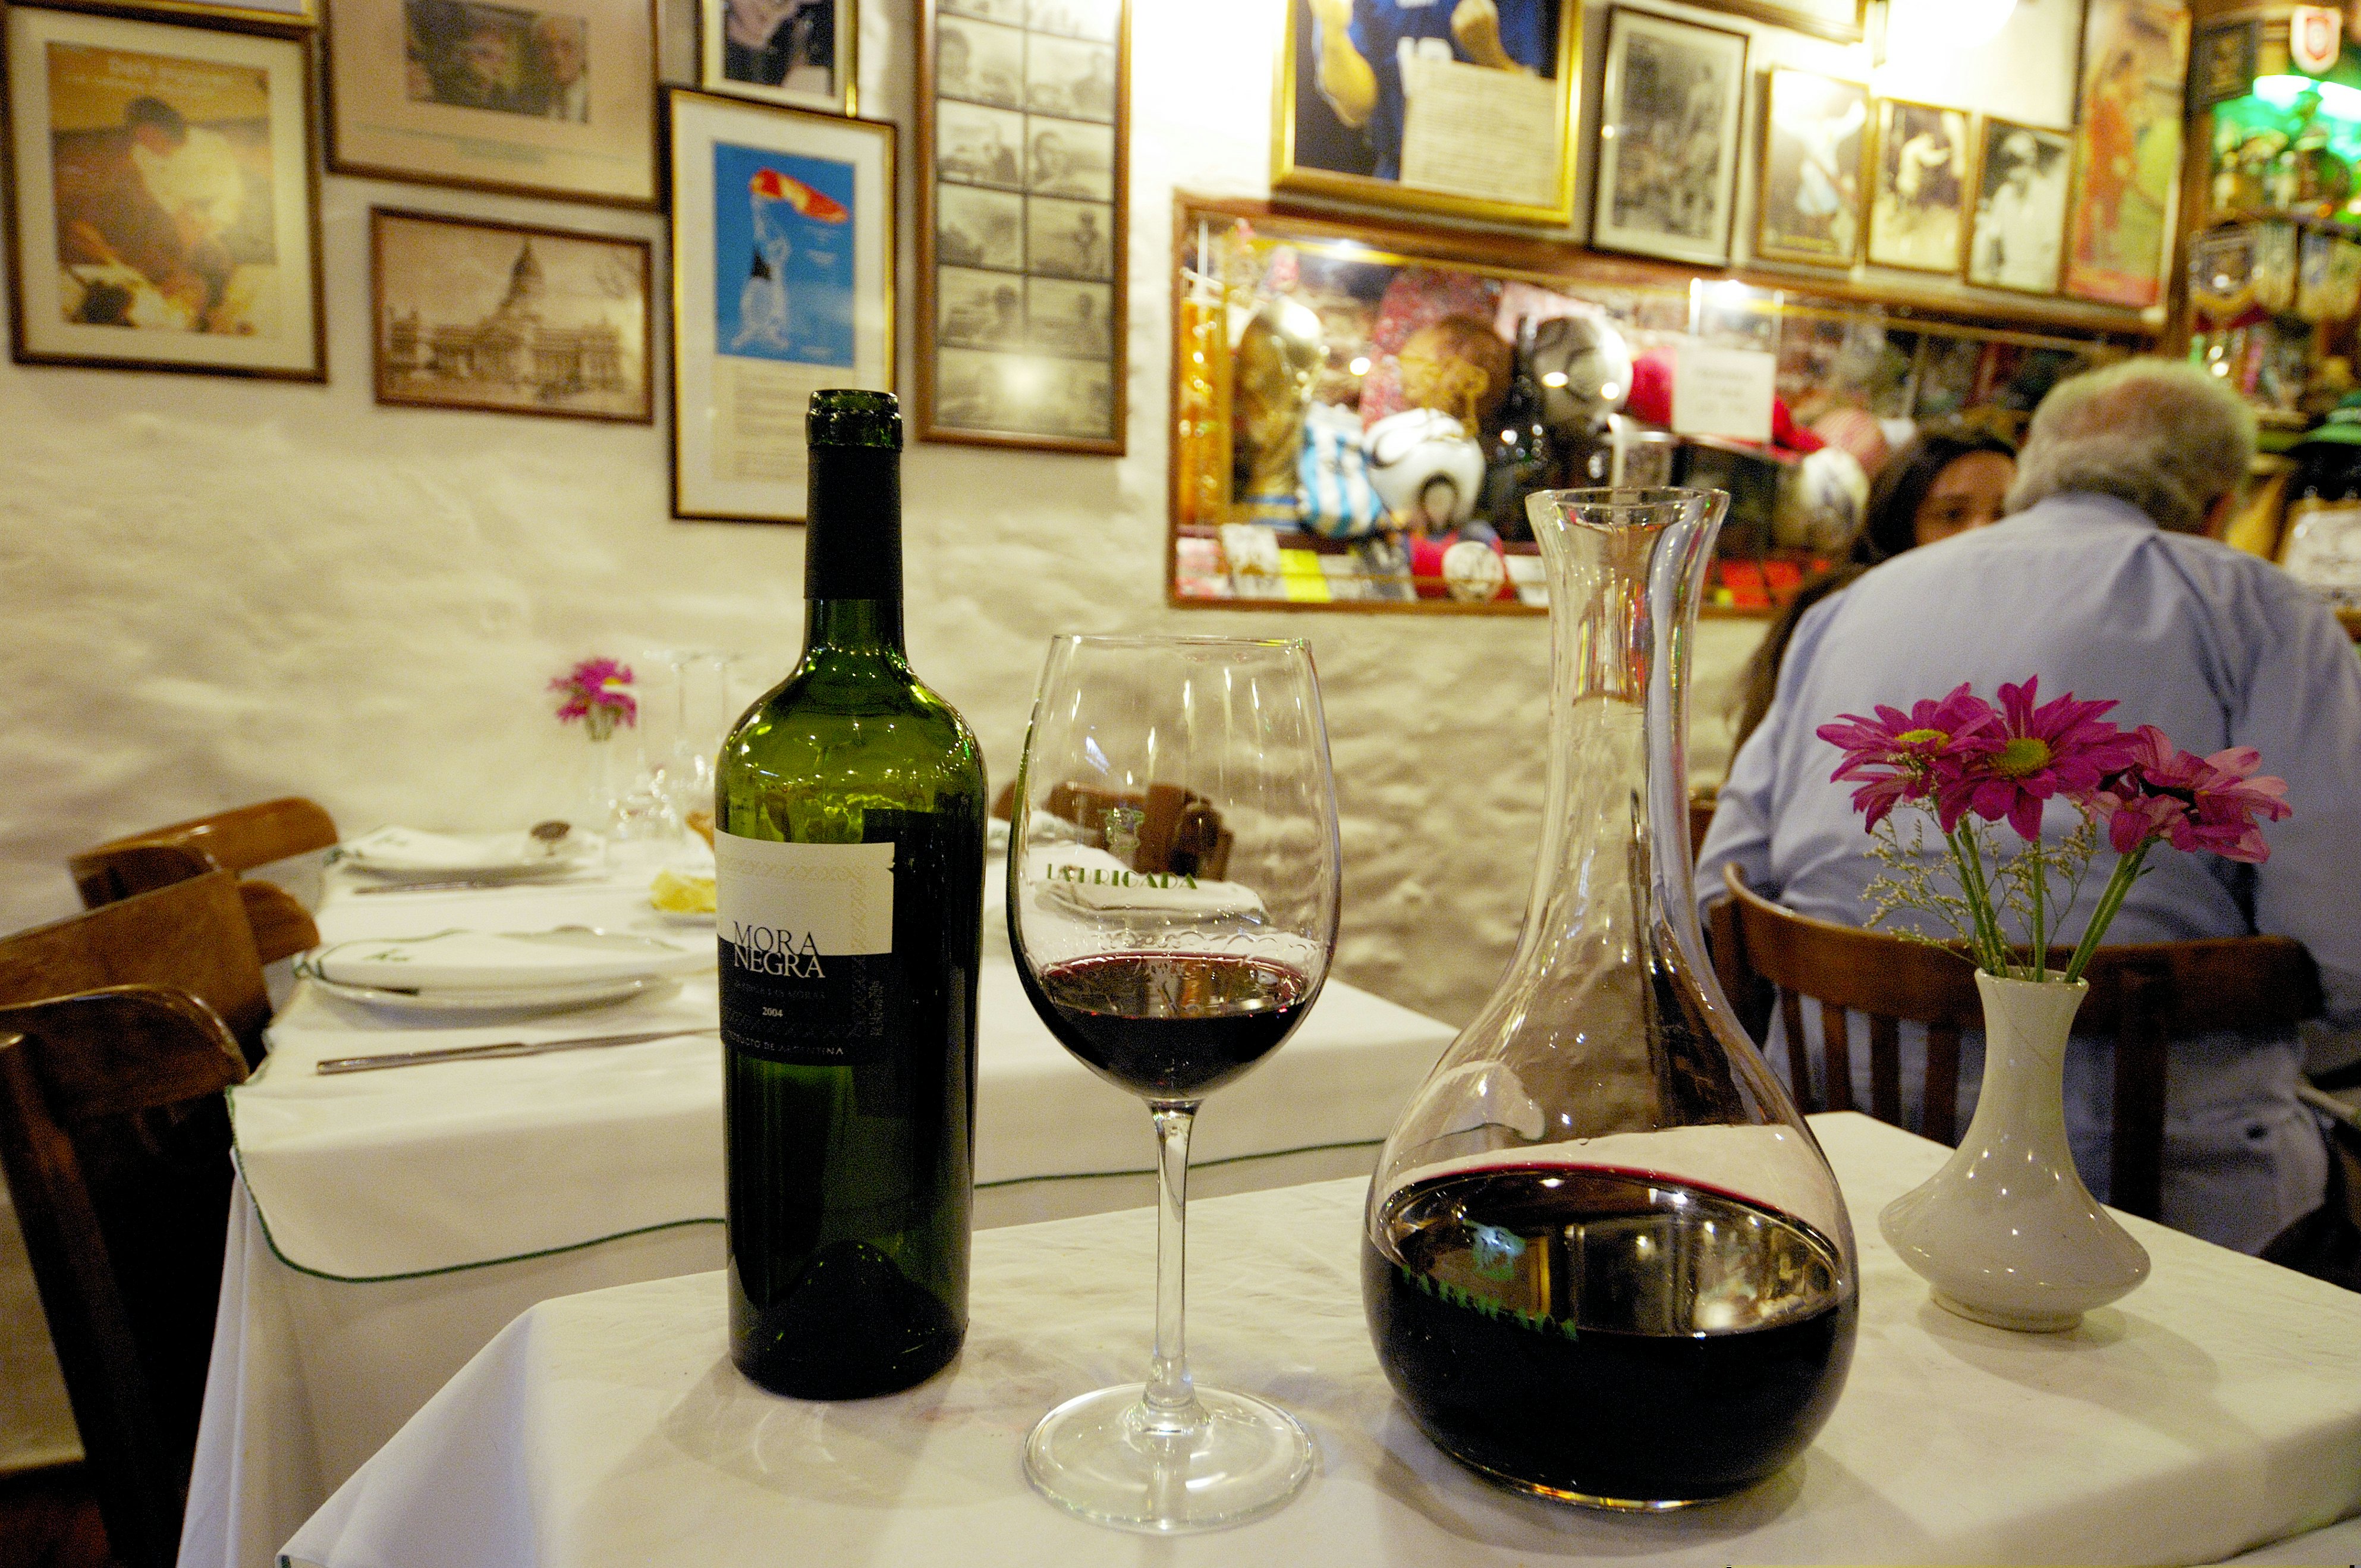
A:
[
  {"left": 173, "top": 844, "right": 1458, "bottom": 1568},
  {"left": 278, "top": 1111, "right": 2361, "bottom": 1568}
]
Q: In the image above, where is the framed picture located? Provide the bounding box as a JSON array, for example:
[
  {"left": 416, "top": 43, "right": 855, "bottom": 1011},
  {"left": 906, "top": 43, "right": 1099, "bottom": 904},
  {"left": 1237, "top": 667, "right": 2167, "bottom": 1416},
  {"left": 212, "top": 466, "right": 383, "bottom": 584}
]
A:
[
  {"left": 2063, "top": 0, "right": 2189, "bottom": 309},
  {"left": 1272, "top": 0, "right": 1578, "bottom": 228},
  {"left": 371, "top": 208, "right": 651, "bottom": 422},
  {"left": 1966, "top": 117, "right": 2069, "bottom": 295},
  {"left": 1866, "top": 99, "right": 1969, "bottom": 274},
  {"left": 697, "top": 0, "right": 853, "bottom": 115},
  {"left": 30, "top": 0, "right": 317, "bottom": 32},
  {"left": 1755, "top": 69, "right": 1867, "bottom": 268},
  {"left": 668, "top": 89, "right": 894, "bottom": 523},
  {"left": 916, "top": 0, "right": 1126, "bottom": 453},
  {"left": 325, "top": 0, "right": 657, "bottom": 206},
  {"left": 1590, "top": 9, "right": 1746, "bottom": 267},
  {"left": 3, "top": 5, "right": 323, "bottom": 379}
]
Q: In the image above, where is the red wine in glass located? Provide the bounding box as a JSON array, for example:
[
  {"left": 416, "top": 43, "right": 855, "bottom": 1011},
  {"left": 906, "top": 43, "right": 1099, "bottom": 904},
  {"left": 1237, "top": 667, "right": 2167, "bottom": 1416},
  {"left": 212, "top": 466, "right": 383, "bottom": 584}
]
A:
[
  {"left": 1364, "top": 1164, "right": 1857, "bottom": 1507},
  {"left": 1016, "top": 951, "right": 1312, "bottom": 1100}
]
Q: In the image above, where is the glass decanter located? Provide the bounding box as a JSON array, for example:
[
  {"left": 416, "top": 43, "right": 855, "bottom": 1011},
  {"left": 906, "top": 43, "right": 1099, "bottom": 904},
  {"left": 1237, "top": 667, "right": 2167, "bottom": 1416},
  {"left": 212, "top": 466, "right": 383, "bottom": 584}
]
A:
[{"left": 1362, "top": 488, "right": 1858, "bottom": 1511}]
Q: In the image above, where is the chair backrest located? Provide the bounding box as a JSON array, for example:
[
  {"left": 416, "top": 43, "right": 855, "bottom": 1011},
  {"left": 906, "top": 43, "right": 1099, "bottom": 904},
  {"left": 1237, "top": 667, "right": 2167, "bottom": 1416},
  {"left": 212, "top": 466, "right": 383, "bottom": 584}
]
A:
[
  {"left": 67, "top": 798, "right": 332, "bottom": 965},
  {"left": 1038, "top": 780, "right": 1233, "bottom": 879},
  {"left": 1711, "top": 863, "right": 2324, "bottom": 1220},
  {"left": 0, "top": 986, "right": 249, "bottom": 1568},
  {"left": 0, "top": 872, "right": 272, "bottom": 1067}
]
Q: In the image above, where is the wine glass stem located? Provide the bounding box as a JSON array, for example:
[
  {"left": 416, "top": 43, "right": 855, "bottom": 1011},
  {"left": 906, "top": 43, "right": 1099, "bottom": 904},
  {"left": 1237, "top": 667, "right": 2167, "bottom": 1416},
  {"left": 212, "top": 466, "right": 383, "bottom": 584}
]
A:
[{"left": 1142, "top": 1101, "right": 1203, "bottom": 1436}]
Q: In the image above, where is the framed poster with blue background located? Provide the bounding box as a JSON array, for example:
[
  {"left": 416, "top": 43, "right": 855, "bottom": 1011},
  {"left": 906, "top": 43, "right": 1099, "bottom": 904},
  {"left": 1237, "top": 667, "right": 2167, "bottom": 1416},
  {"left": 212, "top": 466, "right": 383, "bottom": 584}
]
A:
[{"left": 668, "top": 89, "right": 894, "bottom": 522}]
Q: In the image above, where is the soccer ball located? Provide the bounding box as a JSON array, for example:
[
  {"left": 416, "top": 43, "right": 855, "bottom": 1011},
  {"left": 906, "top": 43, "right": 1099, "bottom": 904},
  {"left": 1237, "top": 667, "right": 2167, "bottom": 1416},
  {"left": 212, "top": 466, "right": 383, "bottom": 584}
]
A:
[
  {"left": 1363, "top": 408, "right": 1485, "bottom": 530},
  {"left": 1530, "top": 313, "right": 1633, "bottom": 433}
]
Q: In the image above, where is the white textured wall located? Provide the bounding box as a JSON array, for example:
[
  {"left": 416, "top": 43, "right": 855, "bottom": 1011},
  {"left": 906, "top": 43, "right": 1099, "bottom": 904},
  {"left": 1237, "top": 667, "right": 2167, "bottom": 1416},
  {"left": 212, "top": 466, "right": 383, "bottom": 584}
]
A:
[{"left": 0, "top": 0, "right": 1774, "bottom": 1469}]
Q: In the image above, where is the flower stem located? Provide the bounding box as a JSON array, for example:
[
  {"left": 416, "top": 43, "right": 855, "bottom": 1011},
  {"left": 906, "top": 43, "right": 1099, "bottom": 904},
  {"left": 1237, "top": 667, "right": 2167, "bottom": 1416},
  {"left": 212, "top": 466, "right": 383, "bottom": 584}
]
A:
[
  {"left": 1945, "top": 822, "right": 2010, "bottom": 975},
  {"left": 2063, "top": 843, "right": 2148, "bottom": 985},
  {"left": 2029, "top": 833, "right": 2047, "bottom": 981}
]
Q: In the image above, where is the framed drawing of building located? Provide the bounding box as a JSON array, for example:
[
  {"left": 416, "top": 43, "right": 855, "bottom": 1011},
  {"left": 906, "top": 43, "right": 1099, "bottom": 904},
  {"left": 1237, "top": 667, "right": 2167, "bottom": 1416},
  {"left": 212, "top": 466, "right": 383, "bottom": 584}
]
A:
[
  {"left": 4, "top": 4, "right": 324, "bottom": 379},
  {"left": 2062, "top": 0, "right": 2188, "bottom": 308},
  {"left": 1590, "top": 8, "right": 1746, "bottom": 266},
  {"left": 669, "top": 89, "right": 894, "bottom": 523},
  {"left": 1274, "top": 0, "right": 1578, "bottom": 228},
  {"left": 326, "top": 0, "right": 658, "bottom": 206},
  {"left": 697, "top": 0, "right": 853, "bottom": 115},
  {"left": 916, "top": 0, "right": 1126, "bottom": 453},
  {"left": 1755, "top": 68, "right": 1867, "bottom": 268},
  {"left": 371, "top": 208, "right": 652, "bottom": 422},
  {"left": 1866, "top": 99, "right": 1969, "bottom": 274}
]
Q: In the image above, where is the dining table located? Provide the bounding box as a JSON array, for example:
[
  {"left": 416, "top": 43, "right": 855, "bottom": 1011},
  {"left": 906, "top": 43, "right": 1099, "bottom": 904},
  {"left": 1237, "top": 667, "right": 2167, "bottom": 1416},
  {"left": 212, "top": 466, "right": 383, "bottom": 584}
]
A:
[
  {"left": 276, "top": 1110, "right": 2361, "bottom": 1567},
  {"left": 173, "top": 838, "right": 1459, "bottom": 1568}
]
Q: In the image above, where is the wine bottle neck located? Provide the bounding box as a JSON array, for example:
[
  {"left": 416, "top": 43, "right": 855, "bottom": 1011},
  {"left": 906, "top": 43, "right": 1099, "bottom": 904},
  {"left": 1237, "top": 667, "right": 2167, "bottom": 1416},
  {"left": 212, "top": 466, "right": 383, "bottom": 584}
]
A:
[
  {"left": 805, "top": 445, "right": 903, "bottom": 604},
  {"left": 804, "top": 597, "right": 906, "bottom": 659}
]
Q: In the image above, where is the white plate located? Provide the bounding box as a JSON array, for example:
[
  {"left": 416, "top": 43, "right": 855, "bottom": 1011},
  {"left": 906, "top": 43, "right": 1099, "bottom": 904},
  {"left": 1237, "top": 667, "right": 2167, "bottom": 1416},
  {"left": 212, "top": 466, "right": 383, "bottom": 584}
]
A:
[
  {"left": 306, "top": 973, "right": 679, "bottom": 1016},
  {"left": 299, "top": 928, "right": 710, "bottom": 991},
  {"left": 336, "top": 826, "right": 599, "bottom": 881}
]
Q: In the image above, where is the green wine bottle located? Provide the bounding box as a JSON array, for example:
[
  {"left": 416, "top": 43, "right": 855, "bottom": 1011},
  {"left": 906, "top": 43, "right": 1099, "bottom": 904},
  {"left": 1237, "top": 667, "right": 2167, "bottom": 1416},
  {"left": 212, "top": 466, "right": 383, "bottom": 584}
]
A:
[{"left": 715, "top": 389, "right": 986, "bottom": 1399}]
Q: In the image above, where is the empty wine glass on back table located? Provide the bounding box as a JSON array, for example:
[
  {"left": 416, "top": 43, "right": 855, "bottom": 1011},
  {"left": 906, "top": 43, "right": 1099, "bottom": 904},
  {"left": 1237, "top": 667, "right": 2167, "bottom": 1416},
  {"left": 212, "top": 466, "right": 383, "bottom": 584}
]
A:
[{"left": 1010, "top": 634, "right": 1341, "bottom": 1534}]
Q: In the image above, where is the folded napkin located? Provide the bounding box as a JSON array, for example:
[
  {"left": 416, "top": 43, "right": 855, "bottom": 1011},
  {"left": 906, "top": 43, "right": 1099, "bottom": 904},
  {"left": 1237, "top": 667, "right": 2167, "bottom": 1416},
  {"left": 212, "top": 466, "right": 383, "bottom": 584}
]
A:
[
  {"left": 336, "top": 825, "right": 589, "bottom": 875},
  {"left": 1030, "top": 846, "right": 1266, "bottom": 920},
  {"left": 298, "top": 928, "right": 712, "bottom": 992}
]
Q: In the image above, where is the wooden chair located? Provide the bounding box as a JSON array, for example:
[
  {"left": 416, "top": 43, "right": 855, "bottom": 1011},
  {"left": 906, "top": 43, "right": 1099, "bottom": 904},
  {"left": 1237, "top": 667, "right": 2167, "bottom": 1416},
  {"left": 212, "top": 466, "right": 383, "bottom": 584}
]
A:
[
  {"left": 68, "top": 798, "right": 335, "bottom": 964},
  {"left": 996, "top": 780, "right": 1233, "bottom": 879},
  {"left": 1709, "top": 863, "right": 2325, "bottom": 1221},
  {"left": 1, "top": 872, "right": 271, "bottom": 1067},
  {"left": 0, "top": 883, "right": 260, "bottom": 1568}
]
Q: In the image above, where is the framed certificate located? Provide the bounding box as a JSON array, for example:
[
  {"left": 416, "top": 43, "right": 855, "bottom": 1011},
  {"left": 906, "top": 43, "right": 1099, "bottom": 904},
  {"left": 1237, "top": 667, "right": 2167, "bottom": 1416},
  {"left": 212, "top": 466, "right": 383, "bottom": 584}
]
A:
[
  {"left": 668, "top": 89, "right": 895, "bottom": 523},
  {"left": 325, "top": 0, "right": 658, "bottom": 206},
  {"left": 4, "top": 4, "right": 324, "bottom": 379},
  {"left": 1272, "top": 0, "right": 1578, "bottom": 228}
]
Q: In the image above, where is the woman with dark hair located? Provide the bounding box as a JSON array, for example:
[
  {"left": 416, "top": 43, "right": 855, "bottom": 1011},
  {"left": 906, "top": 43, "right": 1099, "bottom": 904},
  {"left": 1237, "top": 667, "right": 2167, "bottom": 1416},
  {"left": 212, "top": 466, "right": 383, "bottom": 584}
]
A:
[{"left": 1730, "top": 425, "right": 2017, "bottom": 753}]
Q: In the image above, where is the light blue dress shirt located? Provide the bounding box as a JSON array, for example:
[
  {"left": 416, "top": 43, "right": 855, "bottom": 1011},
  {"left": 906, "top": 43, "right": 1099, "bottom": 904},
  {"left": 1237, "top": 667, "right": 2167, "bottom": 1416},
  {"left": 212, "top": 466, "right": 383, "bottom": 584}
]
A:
[{"left": 1698, "top": 492, "right": 2361, "bottom": 1253}]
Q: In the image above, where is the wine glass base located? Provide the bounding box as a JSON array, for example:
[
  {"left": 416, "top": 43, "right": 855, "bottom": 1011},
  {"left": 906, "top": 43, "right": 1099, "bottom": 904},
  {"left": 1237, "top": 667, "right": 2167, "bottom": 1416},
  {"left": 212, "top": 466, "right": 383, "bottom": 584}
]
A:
[{"left": 1023, "top": 1382, "right": 1314, "bottom": 1534}]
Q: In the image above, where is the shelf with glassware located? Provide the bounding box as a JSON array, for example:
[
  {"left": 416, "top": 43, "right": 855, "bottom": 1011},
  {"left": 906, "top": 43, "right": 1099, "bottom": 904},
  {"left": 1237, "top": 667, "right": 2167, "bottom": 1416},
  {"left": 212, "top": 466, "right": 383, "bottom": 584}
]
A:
[
  {"left": 1166, "top": 196, "right": 2146, "bottom": 617},
  {"left": 2177, "top": 17, "right": 2361, "bottom": 630}
]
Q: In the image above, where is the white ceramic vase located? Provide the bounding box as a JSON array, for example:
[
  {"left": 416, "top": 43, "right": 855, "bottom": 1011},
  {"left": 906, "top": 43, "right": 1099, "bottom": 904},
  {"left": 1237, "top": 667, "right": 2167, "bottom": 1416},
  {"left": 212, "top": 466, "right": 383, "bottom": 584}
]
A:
[{"left": 1878, "top": 970, "right": 2150, "bottom": 1332}]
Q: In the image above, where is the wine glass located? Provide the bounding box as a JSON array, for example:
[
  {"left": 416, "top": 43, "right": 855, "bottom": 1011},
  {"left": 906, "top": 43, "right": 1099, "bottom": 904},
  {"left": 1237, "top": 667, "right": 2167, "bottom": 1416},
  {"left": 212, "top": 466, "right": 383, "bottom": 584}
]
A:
[{"left": 1008, "top": 634, "right": 1341, "bottom": 1534}]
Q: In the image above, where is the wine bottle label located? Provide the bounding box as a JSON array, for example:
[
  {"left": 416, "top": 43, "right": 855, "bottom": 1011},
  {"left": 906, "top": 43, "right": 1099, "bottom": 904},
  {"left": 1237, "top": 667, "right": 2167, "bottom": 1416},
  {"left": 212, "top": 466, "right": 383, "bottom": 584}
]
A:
[{"left": 715, "top": 832, "right": 898, "bottom": 1066}]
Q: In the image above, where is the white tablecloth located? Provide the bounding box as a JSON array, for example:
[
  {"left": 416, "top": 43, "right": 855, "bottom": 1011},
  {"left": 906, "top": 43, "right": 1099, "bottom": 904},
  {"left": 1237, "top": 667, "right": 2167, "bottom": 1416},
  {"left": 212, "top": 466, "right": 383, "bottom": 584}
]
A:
[
  {"left": 179, "top": 860, "right": 1456, "bottom": 1568},
  {"left": 279, "top": 1113, "right": 2361, "bottom": 1568}
]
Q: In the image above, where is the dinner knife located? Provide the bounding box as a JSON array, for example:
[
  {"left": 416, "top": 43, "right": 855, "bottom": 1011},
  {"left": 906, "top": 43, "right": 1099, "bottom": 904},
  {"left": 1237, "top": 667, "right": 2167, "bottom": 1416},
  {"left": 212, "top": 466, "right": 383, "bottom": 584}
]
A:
[{"left": 313, "top": 1026, "right": 718, "bottom": 1074}]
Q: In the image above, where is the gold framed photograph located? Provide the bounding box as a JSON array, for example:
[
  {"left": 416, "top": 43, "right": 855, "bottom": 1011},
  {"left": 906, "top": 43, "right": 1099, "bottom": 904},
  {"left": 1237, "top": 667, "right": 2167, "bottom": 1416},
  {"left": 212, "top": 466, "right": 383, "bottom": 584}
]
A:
[
  {"left": 371, "top": 207, "right": 652, "bottom": 422},
  {"left": 697, "top": 0, "right": 853, "bottom": 115},
  {"left": 1966, "top": 117, "right": 2070, "bottom": 296},
  {"left": 668, "top": 88, "right": 895, "bottom": 523},
  {"left": 915, "top": 0, "right": 1127, "bottom": 454},
  {"left": 30, "top": 0, "right": 317, "bottom": 33},
  {"left": 1755, "top": 68, "right": 1867, "bottom": 268},
  {"left": 1866, "top": 99, "right": 1969, "bottom": 275},
  {"left": 1272, "top": 0, "right": 1578, "bottom": 228},
  {"left": 326, "top": 0, "right": 658, "bottom": 206},
  {"left": 2062, "top": 0, "right": 2188, "bottom": 309},
  {"left": 3, "top": 4, "right": 324, "bottom": 379}
]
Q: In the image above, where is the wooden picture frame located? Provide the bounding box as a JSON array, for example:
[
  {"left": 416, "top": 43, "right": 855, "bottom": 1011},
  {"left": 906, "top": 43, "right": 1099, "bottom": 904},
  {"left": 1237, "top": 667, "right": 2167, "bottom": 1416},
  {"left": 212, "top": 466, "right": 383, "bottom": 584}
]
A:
[
  {"left": 2061, "top": 0, "right": 2188, "bottom": 309},
  {"left": 1754, "top": 68, "right": 1866, "bottom": 269},
  {"left": 668, "top": 88, "right": 895, "bottom": 523},
  {"left": 370, "top": 207, "right": 652, "bottom": 423},
  {"left": 2, "top": 4, "right": 325, "bottom": 379},
  {"left": 1272, "top": 0, "right": 1579, "bottom": 228},
  {"left": 326, "top": 0, "right": 658, "bottom": 207},
  {"left": 697, "top": 0, "right": 854, "bottom": 116},
  {"left": 914, "top": 0, "right": 1126, "bottom": 454},
  {"left": 1697, "top": 0, "right": 1861, "bottom": 45},
  {"left": 1866, "top": 98, "right": 1970, "bottom": 275},
  {"left": 1590, "top": 8, "right": 1746, "bottom": 268},
  {"left": 26, "top": 0, "right": 316, "bottom": 33},
  {"left": 1965, "top": 116, "right": 2070, "bottom": 296}
]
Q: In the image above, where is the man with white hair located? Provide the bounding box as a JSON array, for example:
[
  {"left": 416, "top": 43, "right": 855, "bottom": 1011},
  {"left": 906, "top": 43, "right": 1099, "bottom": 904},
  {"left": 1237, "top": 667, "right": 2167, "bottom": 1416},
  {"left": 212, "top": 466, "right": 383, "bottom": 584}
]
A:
[{"left": 1699, "top": 359, "right": 2361, "bottom": 1261}]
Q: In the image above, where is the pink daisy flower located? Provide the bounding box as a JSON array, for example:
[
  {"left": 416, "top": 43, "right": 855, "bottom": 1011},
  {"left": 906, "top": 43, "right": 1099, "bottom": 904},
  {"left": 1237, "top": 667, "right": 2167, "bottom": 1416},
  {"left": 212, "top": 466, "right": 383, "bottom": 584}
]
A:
[
  {"left": 2096, "top": 725, "right": 2290, "bottom": 863},
  {"left": 1816, "top": 683, "right": 2001, "bottom": 830},
  {"left": 551, "top": 657, "right": 637, "bottom": 730},
  {"left": 1937, "top": 678, "right": 2139, "bottom": 841}
]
